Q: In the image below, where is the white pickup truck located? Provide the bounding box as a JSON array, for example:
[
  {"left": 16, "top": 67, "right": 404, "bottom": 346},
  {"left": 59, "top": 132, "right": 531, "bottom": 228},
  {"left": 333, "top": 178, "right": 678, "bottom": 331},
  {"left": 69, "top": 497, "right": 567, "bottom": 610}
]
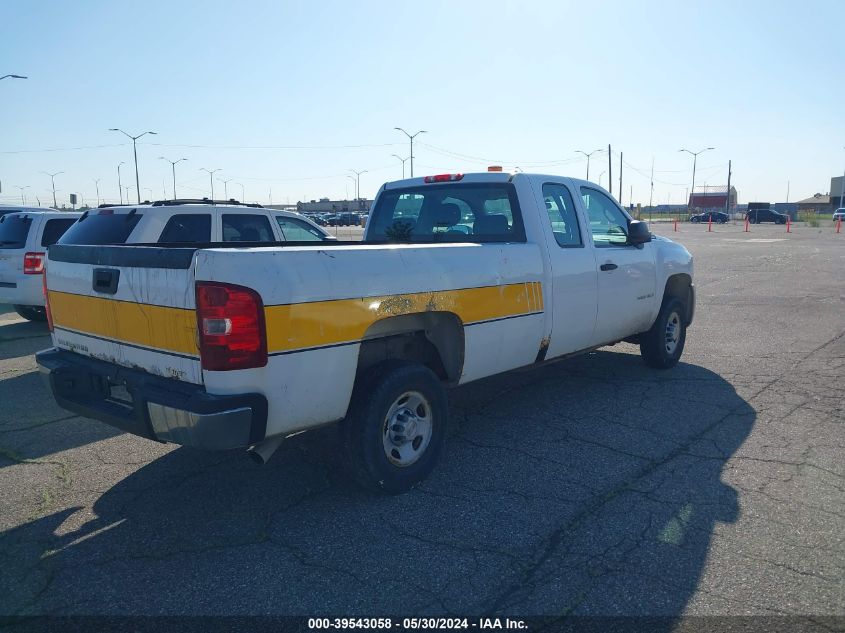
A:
[{"left": 37, "top": 172, "right": 694, "bottom": 493}]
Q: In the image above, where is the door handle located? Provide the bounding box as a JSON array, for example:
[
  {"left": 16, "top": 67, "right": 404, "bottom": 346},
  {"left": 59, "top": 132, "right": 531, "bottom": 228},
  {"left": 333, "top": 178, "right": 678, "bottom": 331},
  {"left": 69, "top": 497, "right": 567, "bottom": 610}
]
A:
[{"left": 600, "top": 263, "right": 618, "bottom": 272}]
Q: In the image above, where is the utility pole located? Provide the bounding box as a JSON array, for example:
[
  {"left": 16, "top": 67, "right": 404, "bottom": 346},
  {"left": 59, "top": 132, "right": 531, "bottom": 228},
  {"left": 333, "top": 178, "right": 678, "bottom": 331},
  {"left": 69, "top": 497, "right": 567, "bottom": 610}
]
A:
[
  {"left": 93, "top": 178, "right": 101, "bottom": 206},
  {"left": 649, "top": 158, "right": 654, "bottom": 210},
  {"left": 159, "top": 157, "right": 187, "bottom": 200},
  {"left": 109, "top": 128, "right": 157, "bottom": 204},
  {"left": 786, "top": 180, "right": 790, "bottom": 204},
  {"left": 117, "top": 162, "right": 125, "bottom": 204},
  {"left": 41, "top": 171, "right": 62, "bottom": 208},
  {"left": 725, "top": 160, "right": 732, "bottom": 216},
  {"left": 618, "top": 152, "right": 623, "bottom": 204},
  {"left": 199, "top": 168, "right": 220, "bottom": 201},
  {"left": 394, "top": 128, "right": 426, "bottom": 178},
  {"left": 607, "top": 144, "right": 612, "bottom": 196}
]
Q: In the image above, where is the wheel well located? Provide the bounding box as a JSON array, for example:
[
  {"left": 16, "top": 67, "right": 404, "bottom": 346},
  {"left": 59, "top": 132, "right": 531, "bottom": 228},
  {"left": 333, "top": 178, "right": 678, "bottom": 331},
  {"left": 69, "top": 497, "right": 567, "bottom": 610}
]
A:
[
  {"left": 663, "top": 273, "right": 693, "bottom": 324},
  {"left": 356, "top": 312, "right": 464, "bottom": 384}
]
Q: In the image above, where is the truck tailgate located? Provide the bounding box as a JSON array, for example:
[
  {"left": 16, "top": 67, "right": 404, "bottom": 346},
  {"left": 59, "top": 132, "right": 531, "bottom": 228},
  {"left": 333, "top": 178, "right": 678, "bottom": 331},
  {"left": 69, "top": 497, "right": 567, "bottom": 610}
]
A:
[{"left": 45, "top": 244, "right": 202, "bottom": 384}]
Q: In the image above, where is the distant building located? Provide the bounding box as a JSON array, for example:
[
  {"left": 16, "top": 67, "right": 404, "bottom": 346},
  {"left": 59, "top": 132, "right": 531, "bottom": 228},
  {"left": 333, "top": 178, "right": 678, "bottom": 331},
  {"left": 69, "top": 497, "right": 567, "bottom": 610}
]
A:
[
  {"left": 796, "top": 193, "right": 832, "bottom": 213},
  {"left": 296, "top": 198, "right": 372, "bottom": 214},
  {"left": 688, "top": 186, "right": 738, "bottom": 210}
]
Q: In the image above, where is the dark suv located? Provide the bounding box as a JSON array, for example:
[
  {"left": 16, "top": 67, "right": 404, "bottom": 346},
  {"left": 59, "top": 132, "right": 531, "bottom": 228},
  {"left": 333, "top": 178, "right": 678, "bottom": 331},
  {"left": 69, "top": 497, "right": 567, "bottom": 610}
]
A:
[
  {"left": 690, "top": 211, "right": 729, "bottom": 224},
  {"left": 746, "top": 208, "right": 787, "bottom": 224}
]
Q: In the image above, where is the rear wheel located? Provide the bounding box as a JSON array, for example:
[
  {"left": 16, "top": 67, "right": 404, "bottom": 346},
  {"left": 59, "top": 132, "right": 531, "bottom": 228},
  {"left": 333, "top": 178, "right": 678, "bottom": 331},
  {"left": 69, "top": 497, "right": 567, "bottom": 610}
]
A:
[
  {"left": 13, "top": 305, "right": 47, "bottom": 322},
  {"left": 640, "top": 298, "right": 687, "bottom": 369},
  {"left": 344, "top": 361, "right": 447, "bottom": 494}
]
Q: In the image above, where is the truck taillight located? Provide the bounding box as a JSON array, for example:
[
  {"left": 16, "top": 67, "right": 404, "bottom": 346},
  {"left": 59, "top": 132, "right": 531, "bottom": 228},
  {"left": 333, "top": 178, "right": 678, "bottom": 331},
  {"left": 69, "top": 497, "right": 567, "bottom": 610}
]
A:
[
  {"left": 423, "top": 173, "right": 464, "bottom": 183},
  {"left": 23, "top": 252, "right": 45, "bottom": 274},
  {"left": 196, "top": 282, "right": 267, "bottom": 371},
  {"left": 42, "top": 267, "right": 53, "bottom": 332}
]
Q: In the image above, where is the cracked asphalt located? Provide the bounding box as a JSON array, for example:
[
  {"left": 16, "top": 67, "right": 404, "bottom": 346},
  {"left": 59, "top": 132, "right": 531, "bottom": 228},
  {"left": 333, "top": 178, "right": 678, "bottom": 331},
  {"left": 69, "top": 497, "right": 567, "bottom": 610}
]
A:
[{"left": 0, "top": 223, "right": 842, "bottom": 618}]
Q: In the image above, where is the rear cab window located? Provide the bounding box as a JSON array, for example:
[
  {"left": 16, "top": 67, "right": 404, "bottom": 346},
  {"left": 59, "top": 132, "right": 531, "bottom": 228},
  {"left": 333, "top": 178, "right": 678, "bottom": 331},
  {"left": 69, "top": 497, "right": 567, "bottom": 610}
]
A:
[
  {"left": 40, "top": 218, "right": 78, "bottom": 247},
  {"left": 367, "top": 182, "right": 525, "bottom": 243},
  {"left": 0, "top": 214, "right": 34, "bottom": 249},
  {"left": 222, "top": 214, "right": 275, "bottom": 242},
  {"left": 158, "top": 214, "right": 212, "bottom": 243},
  {"left": 59, "top": 210, "right": 142, "bottom": 245}
]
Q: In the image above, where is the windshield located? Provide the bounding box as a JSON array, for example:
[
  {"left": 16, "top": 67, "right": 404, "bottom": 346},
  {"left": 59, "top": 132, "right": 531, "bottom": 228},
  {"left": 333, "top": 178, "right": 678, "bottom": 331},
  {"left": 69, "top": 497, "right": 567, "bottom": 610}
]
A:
[
  {"left": 366, "top": 183, "right": 524, "bottom": 243},
  {"left": 0, "top": 214, "right": 33, "bottom": 249},
  {"left": 59, "top": 210, "right": 142, "bottom": 245}
]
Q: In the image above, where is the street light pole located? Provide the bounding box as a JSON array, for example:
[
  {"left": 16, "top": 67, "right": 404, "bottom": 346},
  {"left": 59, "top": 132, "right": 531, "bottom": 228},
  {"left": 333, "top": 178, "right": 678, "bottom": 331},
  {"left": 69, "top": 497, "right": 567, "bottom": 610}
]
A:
[
  {"left": 598, "top": 171, "right": 606, "bottom": 188},
  {"left": 200, "top": 168, "right": 220, "bottom": 200},
  {"left": 109, "top": 128, "right": 157, "bottom": 204},
  {"left": 679, "top": 147, "right": 715, "bottom": 209},
  {"left": 391, "top": 154, "right": 409, "bottom": 179},
  {"left": 16, "top": 186, "right": 29, "bottom": 205},
  {"left": 41, "top": 171, "right": 63, "bottom": 208},
  {"left": 235, "top": 183, "right": 245, "bottom": 202},
  {"left": 159, "top": 157, "right": 187, "bottom": 200},
  {"left": 117, "top": 162, "right": 125, "bottom": 204},
  {"left": 575, "top": 149, "right": 602, "bottom": 180},
  {"left": 394, "top": 128, "right": 426, "bottom": 178},
  {"left": 93, "top": 178, "right": 101, "bottom": 206},
  {"left": 218, "top": 178, "right": 233, "bottom": 201},
  {"left": 350, "top": 169, "right": 367, "bottom": 200}
]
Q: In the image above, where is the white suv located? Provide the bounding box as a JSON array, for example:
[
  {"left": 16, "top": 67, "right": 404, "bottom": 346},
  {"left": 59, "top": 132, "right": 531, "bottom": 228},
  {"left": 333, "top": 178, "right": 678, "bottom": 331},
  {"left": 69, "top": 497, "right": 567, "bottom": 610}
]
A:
[
  {"left": 58, "top": 199, "right": 333, "bottom": 247},
  {"left": 833, "top": 208, "right": 845, "bottom": 222},
  {"left": 0, "top": 208, "right": 82, "bottom": 320}
]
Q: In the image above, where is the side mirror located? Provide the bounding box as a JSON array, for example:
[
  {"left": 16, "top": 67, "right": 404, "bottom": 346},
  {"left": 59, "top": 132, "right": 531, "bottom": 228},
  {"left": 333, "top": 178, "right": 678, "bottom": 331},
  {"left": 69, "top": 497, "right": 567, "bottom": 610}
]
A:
[{"left": 627, "top": 219, "right": 651, "bottom": 245}]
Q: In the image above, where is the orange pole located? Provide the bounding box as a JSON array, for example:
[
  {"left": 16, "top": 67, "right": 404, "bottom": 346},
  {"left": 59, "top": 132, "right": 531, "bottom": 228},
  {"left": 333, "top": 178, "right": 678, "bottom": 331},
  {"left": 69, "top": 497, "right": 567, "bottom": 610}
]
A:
[
  {"left": 786, "top": 216, "right": 791, "bottom": 233},
  {"left": 673, "top": 217, "right": 678, "bottom": 232},
  {"left": 837, "top": 218, "right": 841, "bottom": 234},
  {"left": 744, "top": 217, "right": 749, "bottom": 232},
  {"left": 708, "top": 215, "right": 712, "bottom": 232}
]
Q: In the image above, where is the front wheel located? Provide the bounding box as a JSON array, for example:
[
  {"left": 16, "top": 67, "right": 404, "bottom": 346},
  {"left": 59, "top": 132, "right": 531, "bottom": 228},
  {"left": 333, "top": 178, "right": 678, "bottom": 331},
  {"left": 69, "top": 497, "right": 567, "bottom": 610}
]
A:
[
  {"left": 13, "top": 305, "right": 47, "bottom": 322},
  {"left": 344, "top": 361, "right": 448, "bottom": 494},
  {"left": 640, "top": 298, "right": 687, "bottom": 369}
]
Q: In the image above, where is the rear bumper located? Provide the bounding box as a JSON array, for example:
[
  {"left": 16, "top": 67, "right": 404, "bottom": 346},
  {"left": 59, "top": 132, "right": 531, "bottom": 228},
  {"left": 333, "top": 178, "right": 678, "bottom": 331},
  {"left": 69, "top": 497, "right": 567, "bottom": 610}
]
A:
[{"left": 35, "top": 348, "right": 267, "bottom": 450}]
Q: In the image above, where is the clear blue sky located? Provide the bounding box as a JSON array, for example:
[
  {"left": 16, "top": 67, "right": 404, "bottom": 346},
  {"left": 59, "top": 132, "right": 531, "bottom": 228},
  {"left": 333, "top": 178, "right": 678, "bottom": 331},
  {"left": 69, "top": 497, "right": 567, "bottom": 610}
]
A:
[{"left": 2, "top": 0, "right": 844, "bottom": 207}]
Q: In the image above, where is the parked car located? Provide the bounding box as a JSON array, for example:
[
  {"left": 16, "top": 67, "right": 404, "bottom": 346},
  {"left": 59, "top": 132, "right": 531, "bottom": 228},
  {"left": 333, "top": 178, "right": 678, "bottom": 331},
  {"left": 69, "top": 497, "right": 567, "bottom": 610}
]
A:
[
  {"left": 38, "top": 172, "right": 694, "bottom": 493},
  {"left": 58, "top": 199, "right": 334, "bottom": 246},
  {"left": 0, "top": 209, "right": 82, "bottom": 320},
  {"left": 833, "top": 208, "right": 845, "bottom": 222},
  {"left": 746, "top": 208, "right": 787, "bottom": 224},
  {"left": 689, "top": 211, "right": 729, "bottom": 224}
]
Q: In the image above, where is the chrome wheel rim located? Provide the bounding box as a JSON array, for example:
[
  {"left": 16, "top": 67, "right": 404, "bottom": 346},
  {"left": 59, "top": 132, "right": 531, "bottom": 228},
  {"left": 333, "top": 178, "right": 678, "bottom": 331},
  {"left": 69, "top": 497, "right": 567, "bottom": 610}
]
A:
[
  {"left": 665, "top": 311, "right": 681, "bottom": 355},
  {"left": 382, "top": 391, "right": 433, "bottom": 467}
]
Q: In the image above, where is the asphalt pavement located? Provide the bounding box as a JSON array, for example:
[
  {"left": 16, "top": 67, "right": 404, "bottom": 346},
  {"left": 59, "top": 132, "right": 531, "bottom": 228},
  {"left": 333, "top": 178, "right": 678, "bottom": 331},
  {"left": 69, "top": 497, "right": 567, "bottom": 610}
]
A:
[{"left": 0, "top": 222, "right": 842, "bottom": 620}]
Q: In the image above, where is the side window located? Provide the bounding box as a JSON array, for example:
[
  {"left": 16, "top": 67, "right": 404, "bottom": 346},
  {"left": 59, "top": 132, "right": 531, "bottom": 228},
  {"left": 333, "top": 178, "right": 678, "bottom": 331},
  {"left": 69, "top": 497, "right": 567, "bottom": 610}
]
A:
[
  {"left": 276, "top": 217, "right": 324, "bottom": 241},
  {"left": 40, "top": 218, "right": 77, "bottom": 247},
  {"left": 158, "top": 214, "right": 211, "bottom": 243},
  {"left": 580, "top": 187, "right": 629, "bottom": 247},
  {"left": 542, "top": 183, "right": 582, "bottom": 248},
  {"left": 222, "top": 214, "right": 274, "bottom": 242}
]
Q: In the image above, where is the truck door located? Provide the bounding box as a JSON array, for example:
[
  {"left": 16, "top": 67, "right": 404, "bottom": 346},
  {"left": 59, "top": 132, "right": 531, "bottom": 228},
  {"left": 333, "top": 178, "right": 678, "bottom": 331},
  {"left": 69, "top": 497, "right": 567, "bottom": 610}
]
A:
[
  {"left": 535, "top": 181, "right": 599, "bottom": 358},
  {"left": 579, "top": 186, "right": 657, "bottom": 344}
]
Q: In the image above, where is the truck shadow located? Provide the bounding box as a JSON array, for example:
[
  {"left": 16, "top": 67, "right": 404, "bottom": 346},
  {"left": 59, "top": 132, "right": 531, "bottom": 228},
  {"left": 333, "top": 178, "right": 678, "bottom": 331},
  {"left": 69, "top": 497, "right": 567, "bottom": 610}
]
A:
[{"left": 0, "top": 349, "right": 755, "bottom": 621}]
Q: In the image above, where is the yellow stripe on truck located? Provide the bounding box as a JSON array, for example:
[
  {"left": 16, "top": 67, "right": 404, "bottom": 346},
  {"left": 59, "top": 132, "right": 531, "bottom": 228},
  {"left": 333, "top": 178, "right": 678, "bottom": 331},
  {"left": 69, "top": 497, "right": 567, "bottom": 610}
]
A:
[
  {"left": 48, "top": 282, "right": 543, "bottom": 358},
  {"left": 48, "top": 290, "right": 199, "bottom": 356},
  {"left": 264, "top": 282, "right": 542, "bottom": 354}
]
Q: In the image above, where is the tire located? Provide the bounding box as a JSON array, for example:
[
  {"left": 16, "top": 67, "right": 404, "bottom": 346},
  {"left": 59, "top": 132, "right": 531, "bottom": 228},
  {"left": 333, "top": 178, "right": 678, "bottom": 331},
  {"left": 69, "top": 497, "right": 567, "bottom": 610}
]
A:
[
  {"left": 13, "top": 305, "right": 47, "bottom": 322},
  {"left": 640, "top": 297, "right": 687, "bottom": 369},
  {"left": 344, "top": 360, "right": 448, "bottom": 494}
]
